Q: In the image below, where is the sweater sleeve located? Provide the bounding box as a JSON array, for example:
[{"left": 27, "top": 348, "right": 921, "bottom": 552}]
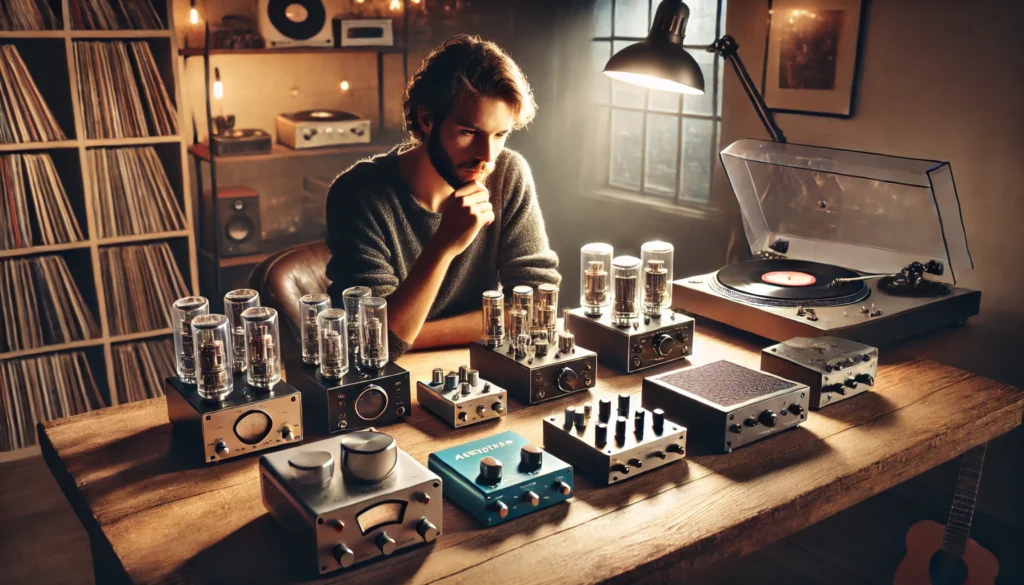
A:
[
  {"left": 324, "top": 166, "right": 412, "bottom": 358},
  {"left": 497, "top": 151, "right": 561, "bottom": 294}
]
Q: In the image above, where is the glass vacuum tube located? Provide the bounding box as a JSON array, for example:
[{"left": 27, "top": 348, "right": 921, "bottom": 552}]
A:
[
  {"left": 481, "top": 290, "right": 505, "bottom": 347},
  {"left": 641, "top": 240, "right": 674, "bottom": 315},
  {"left": 611, "top": 256, "right": 641, "bottom": 327},
  {"left": 580, "top": 243, "right": 613, "bottom": 316},
  {"left": 508, "top": 307, "right": 530, "bottom": 358},
  {"left": 223, "top": 289, "right": 258, "bottom": 374},
  {"left": 172, "top": 296, "right": 209, "bottom": 383},
  {"left": 358, "top": 297, "right": 389, "bottom": 369},
  {"left": 191, "top": 314, "right": 233, "bottom": 401},
  {"left": 299, "top": 293, "right": 331, "bottom": 365},
  {"left": 317, "top": 308, "right": 349, "bottom": 379},
  {"left": 342, "top": 286, "right": 371, "bottom": 361},
  {"left": 535, "top": 283, "right": 558, "bottom": 341},
  {"left": 512, "top": 286, "right": 533, "bottom": 334},
  {"left": 241, "top": 307, "right": 282, "bottom": 390}
]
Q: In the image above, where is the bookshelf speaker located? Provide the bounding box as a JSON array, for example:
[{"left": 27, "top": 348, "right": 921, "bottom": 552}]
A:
[{"left": 202, "top": 186, "right": 262, "bottom": 258}]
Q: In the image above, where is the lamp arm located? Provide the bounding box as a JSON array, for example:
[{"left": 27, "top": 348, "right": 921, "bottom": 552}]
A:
[{"left": 708, "top": 35, "right": 786, "bottom": 143}]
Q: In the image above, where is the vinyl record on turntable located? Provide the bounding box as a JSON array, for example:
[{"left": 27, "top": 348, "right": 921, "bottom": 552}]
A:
[{"left": 711, "top": 259, "right": 870, "bottom": 307}]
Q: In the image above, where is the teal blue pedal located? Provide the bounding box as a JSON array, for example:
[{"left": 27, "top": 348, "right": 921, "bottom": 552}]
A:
[{"left": 428, "top": 430, "right": 573, "bottom": 526}]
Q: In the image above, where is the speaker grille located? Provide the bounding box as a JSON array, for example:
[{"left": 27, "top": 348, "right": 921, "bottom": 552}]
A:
[{"left": 655, "top": 360, "right": 797, "bottom": 408}]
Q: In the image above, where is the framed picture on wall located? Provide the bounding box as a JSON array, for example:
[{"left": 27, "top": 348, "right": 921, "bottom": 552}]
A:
[{"left": 762, "top": 0, "right": 865, "bottom": 117}]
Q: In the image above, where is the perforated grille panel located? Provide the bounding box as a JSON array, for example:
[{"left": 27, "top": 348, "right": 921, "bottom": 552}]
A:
[{"left": 654, "top": 360, "right": 797, "bottom": 408}]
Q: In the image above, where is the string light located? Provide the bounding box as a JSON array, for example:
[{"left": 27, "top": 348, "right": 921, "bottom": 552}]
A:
[{"left": 390, "top": 0, "right": 401, "bottom": 11}]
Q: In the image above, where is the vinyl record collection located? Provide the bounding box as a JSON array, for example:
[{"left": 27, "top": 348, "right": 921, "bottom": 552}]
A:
[
  {"left": 1, "top": 153, "right": 84, "bottom": 248},
  {"left": 100, "top": 242, "right": 189, "bottom": 335},
  {"left": 0, "top": 255, "right": 99, "bottom": 352},
  {"left": 0, "top": 350, "right": 104, "bottom": 451},
  {"left": 75, "top": 40, "right": 178, "bottom": 138},
  {"left": 0, "top": 44, "right": 67, "bottom": 143},
  {"left": 88, "top": 146, "right": 185, "bottom": 237},
  {"left": 70, "top": 0, "right": 163, "bottom": 31},
  {"left": 0, "top": 0, "right": 61, "bottom": 31},
  {"left": 112, "top": 338, "right": 174, "bottom": 403}
]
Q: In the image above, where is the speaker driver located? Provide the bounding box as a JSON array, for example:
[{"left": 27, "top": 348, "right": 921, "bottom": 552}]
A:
[
  {"left": 266, "top": 0, "right": 327, "bottom": 41},
  {"left": 226, "top": 216, "right": 254, "bottom": 242}
]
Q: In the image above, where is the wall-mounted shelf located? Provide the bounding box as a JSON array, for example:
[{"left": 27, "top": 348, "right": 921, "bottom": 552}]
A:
[{"left": 178, "top": 45, "right": 407, "bottom": 57}]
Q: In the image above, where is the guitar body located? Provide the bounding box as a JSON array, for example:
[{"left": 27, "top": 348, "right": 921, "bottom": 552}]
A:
[{"left": 894, "top": 520, "right": 999, "bottom": 585}]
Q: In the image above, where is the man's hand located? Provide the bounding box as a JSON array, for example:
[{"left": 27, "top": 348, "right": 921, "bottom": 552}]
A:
[{"left": 433, "top": 181, "right": 494, "bottom": 258}]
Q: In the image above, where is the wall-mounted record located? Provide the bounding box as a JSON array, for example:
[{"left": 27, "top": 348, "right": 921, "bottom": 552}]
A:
[
  {"left": 710, "top": 259, "right": 870, "bottom": 307},
  {"left": 265, "top": 0, "right": 327, "bottom": 41}
]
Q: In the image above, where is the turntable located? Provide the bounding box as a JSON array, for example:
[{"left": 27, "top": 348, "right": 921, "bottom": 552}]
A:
[{"left": 675, "top": 140, "right": 981, "bottom": 347}]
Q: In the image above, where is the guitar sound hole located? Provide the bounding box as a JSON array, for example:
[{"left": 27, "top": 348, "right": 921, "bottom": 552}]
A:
[{"left": 928, "top": 549, "right": 968, "bottom": 585}]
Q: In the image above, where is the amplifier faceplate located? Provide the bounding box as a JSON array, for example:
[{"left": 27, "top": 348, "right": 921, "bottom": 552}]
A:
[
  {"left": 468, "top": 341, "right": 596, "bottom": 405},
  {"left": 287, "top": 360, "right": 411, "bottom": 435},
  {"left": 761, "top": 336, "right": 878, "bottom": 410},
  {"left": 566, "top": 307, "right": 694, "bottom": 372}
]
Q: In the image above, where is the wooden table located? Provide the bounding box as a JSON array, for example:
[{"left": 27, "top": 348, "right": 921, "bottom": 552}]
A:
[{"left": 39, "top": 321, "right": 1024, "bottom": 585}]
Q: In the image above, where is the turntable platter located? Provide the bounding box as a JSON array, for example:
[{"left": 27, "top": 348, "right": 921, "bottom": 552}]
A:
[{"left": 711, "top": 260, "right": 870, "bottom": 307}]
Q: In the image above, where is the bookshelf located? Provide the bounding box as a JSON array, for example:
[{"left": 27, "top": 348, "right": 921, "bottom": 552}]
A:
[{"left": 0, "top": 0, "right": 197, "bottom": 461}]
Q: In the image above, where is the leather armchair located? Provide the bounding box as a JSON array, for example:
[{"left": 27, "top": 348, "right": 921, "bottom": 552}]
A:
[{"left": 248, "top": 241, "right": 332, "bottom": 360}]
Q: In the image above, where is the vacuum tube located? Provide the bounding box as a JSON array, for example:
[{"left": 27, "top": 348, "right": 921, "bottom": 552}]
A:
[
  {"left": 191, "top": 314, "right": 233, "bottom": 401},
  {"left": 223, "top": 289, "right": 258, "bottom": 374},
  {"left": 508, "top": 307, "right": 530, "bottom": 359},
  {"left": 641, "top": 241, "right": 673, "bottom": 316},
  {"left": 358, "top": 297, "right": 389, "bottom": 369},
  {"left": 611, "top": 256, "right": 641, "bottom": 327},
  {"left": 299, "top": 293, "right": 331, "bottom": 365},
  {"left": 317, "top": 308, "right": 349, "bottom": 379},
  {"left": 535, "top": 283, "right": 558, "bottom": 341},
  {"left": 512, "top": 286, "right": 533, "bottom": 334},
  {"left": 343, "top": 286, "right": 371, "bottom": 361},
  {"left": 481, "top": 290, "right": 505, "bottom": 347},
  {"left": 172, "top": 296, "right": 209, "bottom": 383},
  {"left": 241, "top": 307, "right": 282, "bottom": 390},
  {"left": 558, "top": 308, "right": 576, "bottom": 354},
  {"left": 580, "top": 243, "right": 613, "bottom": 316}
]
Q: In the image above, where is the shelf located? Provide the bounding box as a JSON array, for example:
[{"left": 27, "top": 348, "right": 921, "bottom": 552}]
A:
[
  {"left": 199, "top": 248, "right": 271, "bottom": 268},
  {"left": 108, "top": 328, "right": 173, "bottom": 344},
  {"left": 189, "top": 141, "right": 389, "bottom": 163},
  {"left": 0, "top": 241, "right": 92, "bottom": 259},
  {"left": 0, "top": 338, "right": 104, "bottom": 362},
  {"left": 0, "top": 30, "right": 66, "bottom": 38},
  {"left": 0, "top": 445, "right": 41, "bottom": 463},
  {"left": 70, "top": 30, "right": 172, "bottom": 39},
  {"left": 0, "top": 140, "right": 79, "bottom": 152},
  {"left": 178, "top": 45, "right": 407, "bottom": 57},
  {"left": 85, "top": 135, "right": 181, "bottom": 147},
  {"left": 98, "top": 230, "right": 189, "bottom": 246}
]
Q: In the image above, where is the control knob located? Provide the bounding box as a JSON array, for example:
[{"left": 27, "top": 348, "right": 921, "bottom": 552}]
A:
[
  {"left": 417, "top": 519, "right": 438, "bottom": 543},
  {"left": 557, "top": 368, "right": 579, "bottom": 392},
  {"left": 759, "top": 410, "right": 778, "bottom": 428},
  {"left": 520, "top": 444, "right": 543, "bottom": 471},
  {"left": 653, "top": 333, "right": 676, "bottom": 356},
  {"left": 333, "top": 544, "right": 355, "bottom": 568},
  {"left": 376, "top": 532, "right": 396, "bottom": 556},
  {"left": 340, "top": 431, "right": 397, "bottom": 483},
  {"left": 478, "top": 456, "right": 503, "bottom": 485}
]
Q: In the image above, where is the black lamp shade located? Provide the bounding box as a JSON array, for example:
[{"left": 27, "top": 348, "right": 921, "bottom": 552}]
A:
[{"left": 603, "top": 0, "right": 706, "bottom": 95}]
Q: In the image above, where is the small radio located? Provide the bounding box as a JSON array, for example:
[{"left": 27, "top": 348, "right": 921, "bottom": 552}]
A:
[
  {"left": 565, "top": 308, "right": 694, "bottom": 373},
  {"left": 642, "top": 360, "right": 809, "bottom": 453},
  {"left": 260, "top": 431, "right": 443, "bottom": 575},
  {"left": 417, "top": 365, "right": 508, "bottom": 428},
  {"left": 338, "top": 19, "right": 394, "bottom": 47},
  {"left": 288, "top": 361, "right": 411, "bottom": 435},
  {"left": 542, "top": 394, "right": 686, "bottom": 486},
  {"left": 276, "top": 110, "right": 371, "bottom": 150},
  {"left": 428, "top": 431, "right": 573, "bottom": 526},
  {"left": 166, "top": 375, "right": 303, "bottom": 463},
  {"left": 761, "top": 336, "right": 877, "bottom": 410}
]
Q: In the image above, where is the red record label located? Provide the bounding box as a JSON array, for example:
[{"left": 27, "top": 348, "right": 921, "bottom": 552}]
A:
[{"left": 761, "top": 271, "right": 817, "bottom": 287}]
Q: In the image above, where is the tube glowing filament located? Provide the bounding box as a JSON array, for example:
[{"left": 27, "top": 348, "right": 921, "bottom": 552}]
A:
[
  {"left": 299, "top": 294, "right": 331, "bottom": 366},
  {"left": 317, "top": 308, "right": 349, "bottom": 379},
  {"left": 172, "top": 296, "right": 209, "bottom": 384},
  {"left": 612, "top": 256, "right": 641, "bottom": 327},
  {"left": 535, "top": 283, "right": 558, "bottom": 341},
  {"left": 224, "top": 289, "right": 258, "bottom": 374},
  {"left": 481, "top": 290, "right": 505, "bottom": 347},
  {"left": 358, "top": 297, "right": 389, "bottom": 369},
  {"left": 641, "top": 241, "right": 674, "bottom": 315},
  {"left": 191, "top": 313, "right": 233, "bottom": 401},
  {"left": 242, "top": 307, "right": 282, "bottom": 390},
  {"left": 580, "top": 243, "right": 613, "bottom": 316}
]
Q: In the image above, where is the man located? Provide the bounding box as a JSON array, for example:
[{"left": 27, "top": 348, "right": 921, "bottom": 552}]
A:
[{"left": 325, "top": 34, "right": 560, "bottom": 358}]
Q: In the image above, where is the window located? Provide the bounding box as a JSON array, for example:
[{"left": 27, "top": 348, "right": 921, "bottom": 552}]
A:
[{"left": 592, "top": 0, "right": 726, "bottom": 205}]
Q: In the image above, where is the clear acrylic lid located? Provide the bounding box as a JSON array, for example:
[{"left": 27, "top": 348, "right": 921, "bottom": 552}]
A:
[{"left": 720, "top": 139, "right": 974, "bottom": 284}]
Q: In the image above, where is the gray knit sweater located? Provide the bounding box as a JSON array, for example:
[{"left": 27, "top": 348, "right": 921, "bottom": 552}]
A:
[{"left": 325, "top": 146, "right": 561, "bottom": 358}]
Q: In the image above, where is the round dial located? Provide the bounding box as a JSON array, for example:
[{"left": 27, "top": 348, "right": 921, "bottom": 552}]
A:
[
  {"left": 354, "top": 385, "right": 389, "bottom": 420},
  {"left": 557, "top": 368, "right": 579, "bottom": 393},
  {"left": 233, "top": 410, "right": 273, "bottom": 445},
  {"left": 653, "top": 333, "right": 676, "bottom": 357}
]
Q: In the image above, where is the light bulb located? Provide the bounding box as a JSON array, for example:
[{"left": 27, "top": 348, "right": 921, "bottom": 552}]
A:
[
  {"left": 189, "top": 7, "right": 199, "bottom": 24},
  {"left": 213, "top": 80, "right": 223, "bottom": 100},
  {"left": 390, "top": 0, "right": 401, "bottom": 10},
  {"left": 340, "top": 80, "right": 350, "bottom": 91}
]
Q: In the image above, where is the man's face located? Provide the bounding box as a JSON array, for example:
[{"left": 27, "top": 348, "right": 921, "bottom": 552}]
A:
[{"left": 425, "top": 96, "right": 514, "bottom": 189}]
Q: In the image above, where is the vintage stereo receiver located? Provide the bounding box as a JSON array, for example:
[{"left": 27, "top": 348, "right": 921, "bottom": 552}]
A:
[
  {"left": 761, "top": 336, "right": 877, "bottom": 410},
  {"left": 288, "top": 361, "right": 411, "bottom": 435},
  {"left": 642, "top": 360, "right": 809, "bottom": 453},
  {"left": 338, "top": 18, "right": 394, "bottom": 47},
  {"left": 260, "top": 431, "right": 443, "bottom": 574},
  {"left": 416, "top": 365, "right": 508, "bottom": 428},
  {"left": 542, "top": 394, "right": 686, "bottom": 486},
  {"left": 276, "top": 110, "right": 371, "bottom": 149},
  {"left": 428, "top": 431, "right": 573, "bottom": 526}
]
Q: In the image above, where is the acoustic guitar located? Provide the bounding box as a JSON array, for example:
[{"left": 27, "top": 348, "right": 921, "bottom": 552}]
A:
[{"left": 894, "top": 444, "right": 999, "bottom": 585}]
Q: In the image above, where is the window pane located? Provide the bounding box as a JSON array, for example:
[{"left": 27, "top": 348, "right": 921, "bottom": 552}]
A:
[
  {"left": 684, "top": 0, "right": 719, "bottom": 46},
  {"left": 716, "top": 51, "right": 724, "bottom": 115},
  {"left": 680, "top": 118, "right": 713, "bottom": 203},
  {"left": 615, "top": 0, "right": 649, "bottom": 37},
  {"left": 610, "top": 109, "right": 643, "bottom": 191},
  {"left": 682, "top": 49, "right": 714, "bottom": 115},
  {"left": 592, "top": 42, "right": 611, "bottom": 105},
  {"left": 594, "top": 0, "right": 612, "bottom": 37},
  {"left": 612, "top": 41, "right": 646, "bottom": 108},
  {"left": 719, "top": 0, "right": 728, "bottom": 38},
  {"left": 648, "top": 87, "right": 680, "bottom": 113},
  {"left": 644, "top": 114, "right": 678, "bottom": 198}
]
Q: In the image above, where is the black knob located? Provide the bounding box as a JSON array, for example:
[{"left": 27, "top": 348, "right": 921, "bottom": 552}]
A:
[
  {"left": 744, "top": 416, "right": 758, "bottom": 427},
  {"left": 652, "top": 408, "right": 665, "bottom": 433},
  {"left": 729, "top": 424, "right": 743, "bottom": 434},
  {"left": 598, "top": 398, "right": 612, "bottom": 421},
  {"left": 611, "top": 463, "right": 630, "bottom": 474},
  {"left": 444, "top": 373, "right": 459, "bottom": 392},
  {"left": 844, "top": 378, "right": 858, "bottom": 391},
  {"left": 855, "top": 373, "right": 875, "bottom": 386},
  {"left": 617, "top": 393, "right": 630, "bottom": 415},
  {"left": 557, "top": 368, "right": 579, "bottom": 392},
  {"left": 653, "top": 333, "right": 676, "bottom": 357},
  {"left": 789, "top": 403, "right": 804, "bottom": 416},
  {"left": 573, "top": 410, "right": 586, "bottom": 430},
  {"left": 666, "top": 443, "right": 684, "bottom": 454},
  {"left": 595, "top": 422, "right": 608, "bottom": 444},
  {"left": 628, "top": 458, "right": 643, "bottom": 468},
  {"left": 759, "top": 410, "right": 778, "bottom": 428},
  {"left": 634, "top": 410, "right": 645, "bottom": 434},
  {"left": 823, "top": 383, "right": 844, "bottom": 394},
  {"left": 615, "top": 416, "right": 627, "bottom": 440},
  {"left": 478, "top": 456, "right": 502, "bottom": 485},
  {"left": 520, "top": 444, "right": 543, "bottom": 471},
  {"left": 564, "top": 406, "right": 576, "bottom": 427}
]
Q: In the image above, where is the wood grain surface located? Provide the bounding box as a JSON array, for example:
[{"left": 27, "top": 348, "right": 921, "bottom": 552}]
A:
[{"left": 39, "top": 321, "right": 1024, "bottom": 585}]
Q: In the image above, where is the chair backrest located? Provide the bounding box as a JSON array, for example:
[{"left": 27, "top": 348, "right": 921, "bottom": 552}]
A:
[{"left": 248, "top": 241, "right": 331, "bottom": 357}]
